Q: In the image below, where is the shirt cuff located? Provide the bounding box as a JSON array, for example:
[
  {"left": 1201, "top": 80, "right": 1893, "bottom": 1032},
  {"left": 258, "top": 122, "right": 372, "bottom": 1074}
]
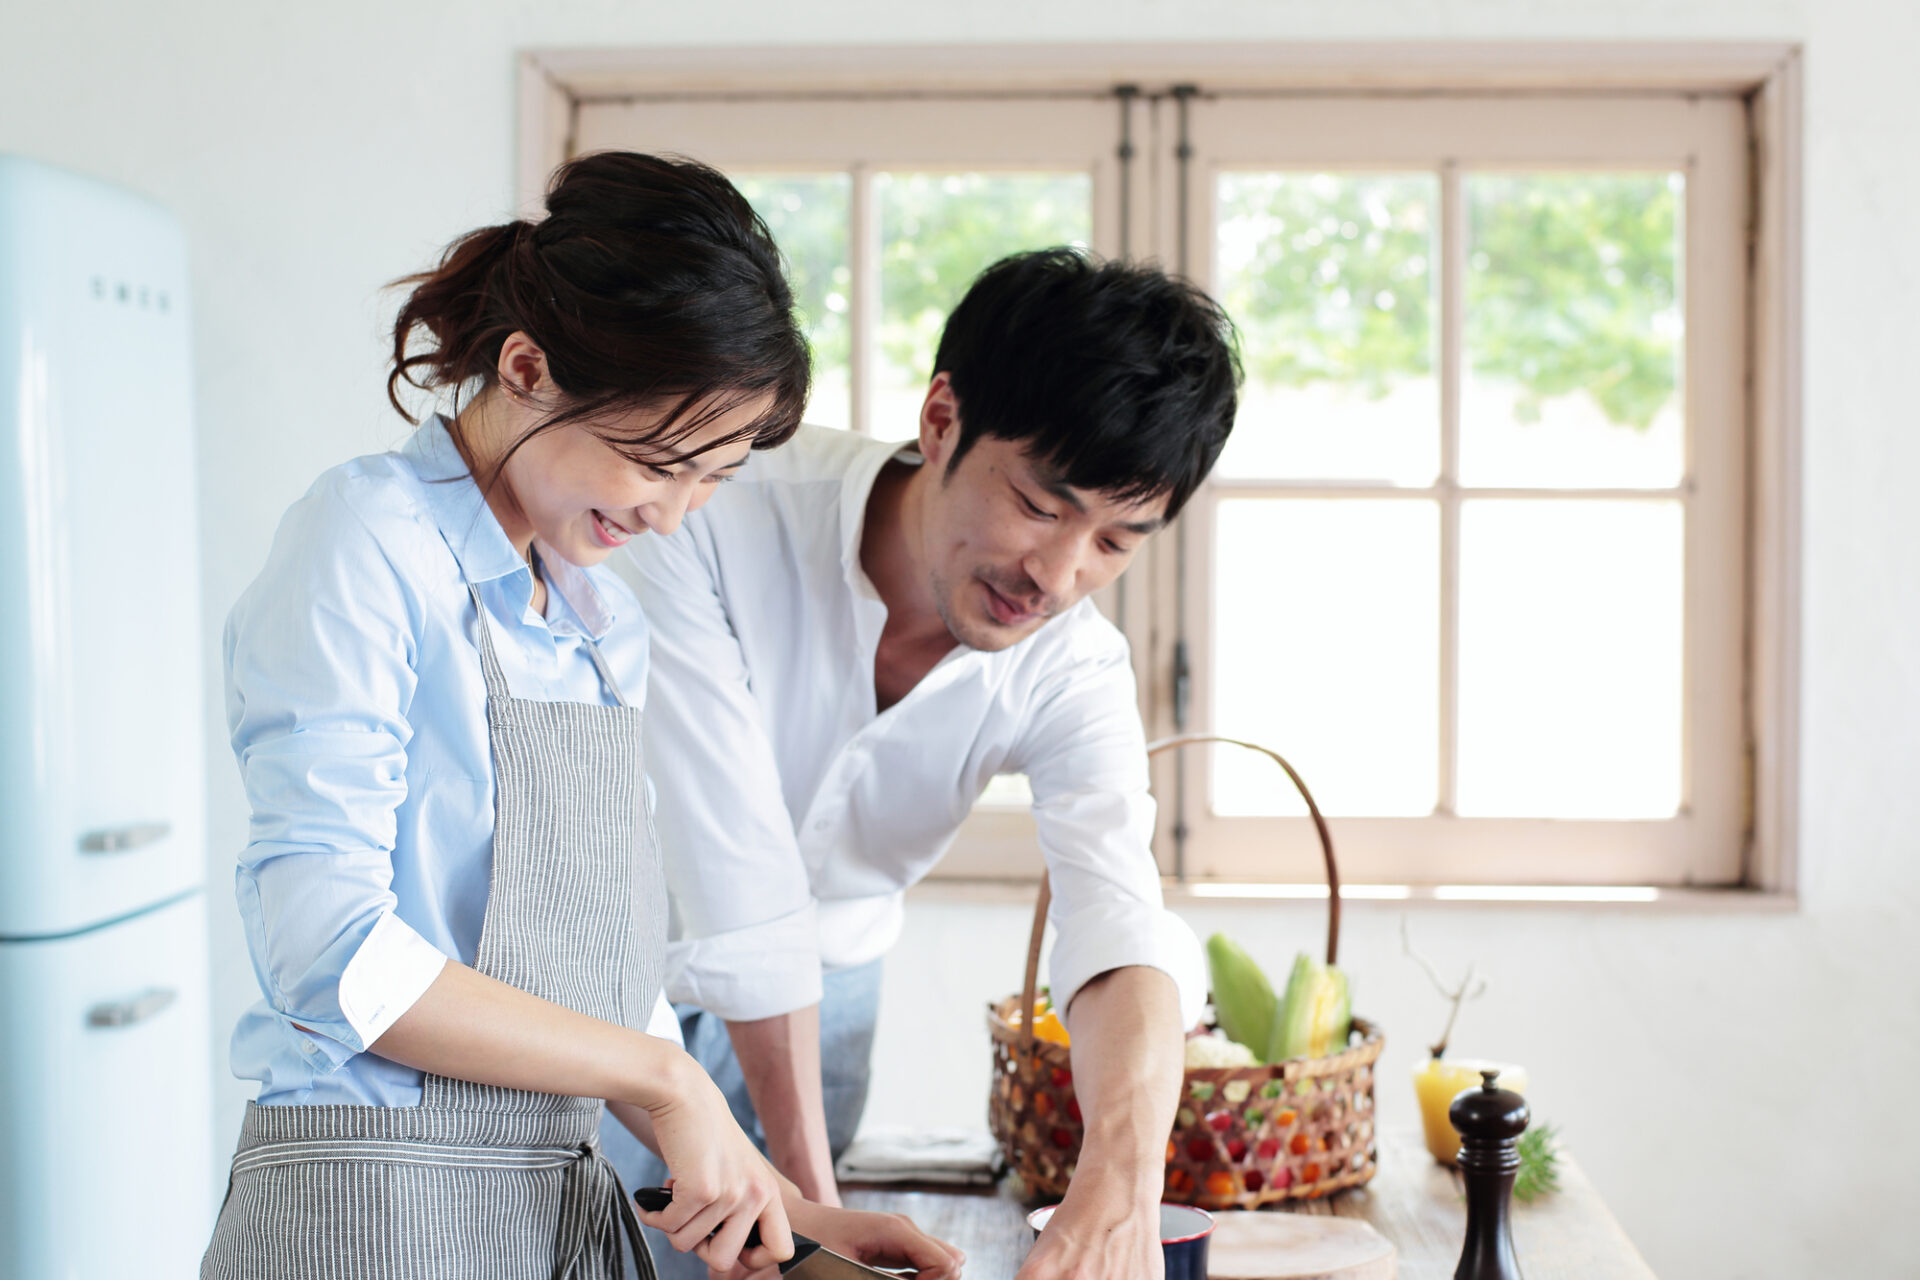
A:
[
  {"left": 665, "top": 902, "right": 823, "bottom": 1021},
  {"left": 336, "top": 910, "right": 450, "bottom": 1050},
  {"left": 1047, "top": 901, "right": 1207, "bottom": 1031}
]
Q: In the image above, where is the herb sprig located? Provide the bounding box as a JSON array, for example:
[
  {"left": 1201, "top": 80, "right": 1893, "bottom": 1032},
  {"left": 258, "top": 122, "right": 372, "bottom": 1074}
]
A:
[{"left": 1513, "top": 1123, "right": 1563, "bottom": 1204}]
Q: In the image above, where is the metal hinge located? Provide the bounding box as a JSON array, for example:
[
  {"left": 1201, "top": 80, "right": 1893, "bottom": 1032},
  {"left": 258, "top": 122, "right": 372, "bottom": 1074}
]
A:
[{"left": 1172, "top": 639, "right": 1192, "bottom": 732}]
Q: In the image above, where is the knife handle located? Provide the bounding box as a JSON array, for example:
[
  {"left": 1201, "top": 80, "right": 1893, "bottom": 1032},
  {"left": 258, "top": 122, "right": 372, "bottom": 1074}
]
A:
[{"left": 632, "top": 1186, "right": 764, "bottom": 1249}]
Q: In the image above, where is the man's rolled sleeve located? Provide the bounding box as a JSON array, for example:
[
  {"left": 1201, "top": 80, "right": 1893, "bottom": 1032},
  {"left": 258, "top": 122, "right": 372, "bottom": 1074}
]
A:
[
  {"left": 1019, "top": 638, "right": 1206, "bottom": 1030},
  {"left": 1047, "top": 897, "right": 1207, "bottom": 1030},
  {"left": 664, "top": 902, "right": 824, "bottom": 1021}
]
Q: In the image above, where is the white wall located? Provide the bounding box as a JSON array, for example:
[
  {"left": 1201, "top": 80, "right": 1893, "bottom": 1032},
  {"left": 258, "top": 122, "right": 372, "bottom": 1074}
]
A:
[{"left": 4, "top": 2, "right": 1916, "bottom": 1276}]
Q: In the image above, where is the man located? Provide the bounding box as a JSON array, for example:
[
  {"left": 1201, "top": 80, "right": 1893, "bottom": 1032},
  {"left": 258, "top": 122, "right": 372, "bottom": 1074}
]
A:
[{"left": 606, "top": 249, "right": 1240, "bottom": 1280}]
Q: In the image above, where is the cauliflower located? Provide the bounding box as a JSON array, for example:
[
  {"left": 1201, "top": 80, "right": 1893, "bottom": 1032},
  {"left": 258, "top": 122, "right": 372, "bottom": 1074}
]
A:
[{"left": 1184, "top": 1032, "right": 1259, "bottom": 1069}]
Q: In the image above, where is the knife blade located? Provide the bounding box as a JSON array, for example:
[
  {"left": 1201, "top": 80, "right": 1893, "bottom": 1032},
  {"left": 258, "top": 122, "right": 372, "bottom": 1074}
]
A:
[{"left": 632, "top": 1187, "right": 904, "bottom": 1280}]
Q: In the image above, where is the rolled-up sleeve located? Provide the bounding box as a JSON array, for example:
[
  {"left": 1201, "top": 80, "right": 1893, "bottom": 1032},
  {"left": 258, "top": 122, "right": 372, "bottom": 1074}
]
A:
[
  {"left": 225, "top": 484, "right": 447, "bottom": 1072},
  {"left": 625, "top": 523, "right": 823, "bottom": 1021},
  {"left": 1017, "top": 647, "right": 1207, "bottom": 1030}
]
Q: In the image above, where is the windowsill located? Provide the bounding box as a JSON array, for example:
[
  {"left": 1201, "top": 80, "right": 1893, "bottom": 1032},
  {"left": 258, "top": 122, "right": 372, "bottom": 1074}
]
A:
[{"left": 907, "top": 877, "right": 1799, "bottom": 913}]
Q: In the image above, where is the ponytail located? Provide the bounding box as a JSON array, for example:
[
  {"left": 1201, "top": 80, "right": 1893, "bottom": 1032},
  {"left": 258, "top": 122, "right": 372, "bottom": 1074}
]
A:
[{"left": 387, "top": 152, "right": 809, "bottom": 461}]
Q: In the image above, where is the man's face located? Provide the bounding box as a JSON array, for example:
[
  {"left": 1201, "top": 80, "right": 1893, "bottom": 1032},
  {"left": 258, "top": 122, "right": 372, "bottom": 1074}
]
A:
[{"left": 916, "top": 380, "right": 1169, "bottom": 652}]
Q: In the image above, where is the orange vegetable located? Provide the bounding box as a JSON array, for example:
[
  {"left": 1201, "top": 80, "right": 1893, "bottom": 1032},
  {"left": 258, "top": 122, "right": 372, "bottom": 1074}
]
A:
[{"left": 1031, "top": 1009, "right": 1071, "bottom": 1045}]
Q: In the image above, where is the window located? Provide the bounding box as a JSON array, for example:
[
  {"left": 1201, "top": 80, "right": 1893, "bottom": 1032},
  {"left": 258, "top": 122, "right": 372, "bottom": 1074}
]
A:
[
  {"left": 533, "top": 46, "right": 1801, "bottom": 890},
  {"left": 1172, "top": 94, "right": 1750, "bottom": 887}
]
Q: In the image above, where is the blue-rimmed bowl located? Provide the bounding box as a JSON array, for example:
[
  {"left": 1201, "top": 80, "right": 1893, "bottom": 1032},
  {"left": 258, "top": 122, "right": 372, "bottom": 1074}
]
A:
[{"left": 1026, "top": 1203, "right": 1215, "bottom": 1280}]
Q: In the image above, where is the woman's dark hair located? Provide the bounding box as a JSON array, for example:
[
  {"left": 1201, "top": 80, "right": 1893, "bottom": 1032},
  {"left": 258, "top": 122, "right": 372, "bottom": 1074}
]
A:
[
  {"left": 933, "top": 248, "right": 1240, "bottom": 521},
  {"left": 388, "top": 151, "right": 809, "bottom": 474}
]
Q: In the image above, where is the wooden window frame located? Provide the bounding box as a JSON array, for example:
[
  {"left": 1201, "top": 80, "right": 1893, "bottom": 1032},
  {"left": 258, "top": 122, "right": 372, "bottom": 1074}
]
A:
[{"left": 518, "top": 41, "right": 1802, "bottom": 897}]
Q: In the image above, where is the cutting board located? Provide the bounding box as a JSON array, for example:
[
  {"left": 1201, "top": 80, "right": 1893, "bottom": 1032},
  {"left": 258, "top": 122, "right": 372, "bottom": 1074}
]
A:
[{"left": 1207, "top": 1211, "right": 1397, "bottom": 1280}]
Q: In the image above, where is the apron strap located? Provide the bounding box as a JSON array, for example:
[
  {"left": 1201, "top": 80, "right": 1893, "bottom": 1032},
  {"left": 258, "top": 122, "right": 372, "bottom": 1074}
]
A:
[
  {"left": 580, "top": 637, "right": 631, "bottom": 709},
  {"left": 466, "top": 584, "right": 516, "bottom": 704}
]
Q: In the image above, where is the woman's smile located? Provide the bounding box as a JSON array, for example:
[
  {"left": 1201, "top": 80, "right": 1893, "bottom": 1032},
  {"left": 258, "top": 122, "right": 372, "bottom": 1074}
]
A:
[{"left": 591, "top": 508, "right": 639, "bottom": 548}]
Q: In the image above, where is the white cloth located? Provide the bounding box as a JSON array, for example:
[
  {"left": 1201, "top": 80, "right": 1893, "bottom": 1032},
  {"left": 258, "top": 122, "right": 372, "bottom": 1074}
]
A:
[
  {"left": 834, "top": 1127, "right": 1004, "bottom": 1186},
  {"left": 621, "top": 426, "right": 1205, "bottom": 1026}
]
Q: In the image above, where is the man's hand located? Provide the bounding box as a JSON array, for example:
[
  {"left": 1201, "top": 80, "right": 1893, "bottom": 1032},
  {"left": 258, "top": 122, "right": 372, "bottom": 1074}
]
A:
[
  {"left": 1017, "top": 1181, "right": 1162, "bottom": 1280},
  {"left": 1014, "top": 966, "right": 1184, "bottom": 1280},
  {"left": 703, "top": 1184, "right": 966, "bottom": 1280}
]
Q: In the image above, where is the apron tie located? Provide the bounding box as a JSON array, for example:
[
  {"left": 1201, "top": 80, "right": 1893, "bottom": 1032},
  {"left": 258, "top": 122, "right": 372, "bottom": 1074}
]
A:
[{"left": 557, "top": 1142, "right": 655, "bottom": 1280}]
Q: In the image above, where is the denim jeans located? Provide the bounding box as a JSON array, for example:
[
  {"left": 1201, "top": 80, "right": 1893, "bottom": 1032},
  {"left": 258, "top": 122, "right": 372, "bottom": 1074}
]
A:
[{"left": 603, "top": 959, "right": 884, "bottom": 1280}]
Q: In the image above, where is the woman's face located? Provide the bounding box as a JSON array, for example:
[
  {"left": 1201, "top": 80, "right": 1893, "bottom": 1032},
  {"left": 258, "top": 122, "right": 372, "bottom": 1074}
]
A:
[{"left": 499, "top": 396, "right": 767, "bottom": 568}]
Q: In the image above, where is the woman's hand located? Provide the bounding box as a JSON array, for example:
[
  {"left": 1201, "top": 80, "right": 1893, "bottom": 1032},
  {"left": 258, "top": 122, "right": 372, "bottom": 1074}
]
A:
[
  {"left": 790, "top": 1199, "right": 966, "bottom": 1279},
  {"left": 703, "top": 1195, "right": 966, "bottom": 1280},
  {"left": 636, "top": 1053, "right": 795, "bottom": 1274}
]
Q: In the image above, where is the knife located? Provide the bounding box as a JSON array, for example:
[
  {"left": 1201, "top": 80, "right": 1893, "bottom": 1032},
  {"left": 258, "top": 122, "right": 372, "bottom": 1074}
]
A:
[{"left": 633, "top": 1187, "right": 904, "bottom": 1280}]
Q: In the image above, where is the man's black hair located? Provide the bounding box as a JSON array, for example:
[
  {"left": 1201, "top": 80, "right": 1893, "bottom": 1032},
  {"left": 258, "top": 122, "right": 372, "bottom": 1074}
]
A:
[{"left": 933, "top": 248, "right": 1241, "bottom": 521}]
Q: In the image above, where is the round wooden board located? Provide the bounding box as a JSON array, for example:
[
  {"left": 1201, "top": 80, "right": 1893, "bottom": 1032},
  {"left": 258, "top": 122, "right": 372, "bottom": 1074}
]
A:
[{"left": 1206, "top": 1211, "right": 1397, "bottom": 1280}]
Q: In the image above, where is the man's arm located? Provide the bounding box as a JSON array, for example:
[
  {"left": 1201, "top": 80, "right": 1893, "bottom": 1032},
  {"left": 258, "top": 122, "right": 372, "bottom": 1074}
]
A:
[
  {"left": 1010, "top": 636, "right": 1208, "bottom": 1280},
  {"left": 619, "top": 524, "right": 834, "bottom": 1194},
  {"left": 727, "top": 1006, "right": 841, "bottom": 1204},
  {"left": 1021, "top": 965, "right": 1185, "bottom": 1280}
]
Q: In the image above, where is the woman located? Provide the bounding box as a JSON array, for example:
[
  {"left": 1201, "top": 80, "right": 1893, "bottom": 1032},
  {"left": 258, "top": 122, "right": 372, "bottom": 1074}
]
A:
[{"left": 203, "top": 152, "right": 963, "bottom": 1280}]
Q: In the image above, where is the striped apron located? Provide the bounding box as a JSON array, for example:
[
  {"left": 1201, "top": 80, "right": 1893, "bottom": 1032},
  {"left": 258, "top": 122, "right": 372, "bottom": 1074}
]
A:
[{"left": 204, "top": 584, "right": 666, "bottom": 1280}]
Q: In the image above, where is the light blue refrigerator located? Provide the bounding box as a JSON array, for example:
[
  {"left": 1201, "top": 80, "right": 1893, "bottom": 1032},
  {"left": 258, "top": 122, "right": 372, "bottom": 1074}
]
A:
[{"left": 0, "top": 155, "right": 213, "bottom": 1276}]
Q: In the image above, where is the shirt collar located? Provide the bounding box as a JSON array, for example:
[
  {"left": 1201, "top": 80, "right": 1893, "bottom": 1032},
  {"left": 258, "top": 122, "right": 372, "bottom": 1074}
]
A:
[
  {"left": 536, "top": 544, "right": 618, "bottom": 641},
  {"left": 838, "top": 435, "right": 923, "bottom": 586},
  {"left": 401, "top": 416, "right": 618, "bottom": 641}
]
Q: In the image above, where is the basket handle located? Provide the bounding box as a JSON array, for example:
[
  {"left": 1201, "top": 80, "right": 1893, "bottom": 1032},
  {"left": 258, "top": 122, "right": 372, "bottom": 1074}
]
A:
[{"left": 1017, "top": 734, "right": 1340, "bottom": 1048}]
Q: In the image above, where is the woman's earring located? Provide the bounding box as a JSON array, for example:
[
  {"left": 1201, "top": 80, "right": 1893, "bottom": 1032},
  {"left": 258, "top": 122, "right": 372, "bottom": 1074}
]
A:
[{"left": 500, "top": 379, "right": 535, "bottom": 406}]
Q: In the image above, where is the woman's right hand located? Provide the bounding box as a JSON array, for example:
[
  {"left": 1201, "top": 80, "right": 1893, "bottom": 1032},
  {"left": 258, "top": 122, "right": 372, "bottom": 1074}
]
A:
[{"left": 636, "top": 1052, "right": 795, "bottom": 1273}]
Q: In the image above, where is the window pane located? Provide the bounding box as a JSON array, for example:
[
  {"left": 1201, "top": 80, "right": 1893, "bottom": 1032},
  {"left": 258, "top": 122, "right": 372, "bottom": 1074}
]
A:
[
  {"left": 734, "top": 174, "right": 853, "bottom": 431},
  {"left": 1461, "top": 173, "right": 1685, "bottom": 488},
  {"left": 1214, "top": 172, "right": 1439, "bottom": 484},
  {"left": 1212, "top": 499, "right": 1439, "bottom": 817},
  {"left": 1457, "top": 500, "right": 1683, "bottom": 818},
  {"left": 874, "top": 172, "right": 1092, "bottom": 440}
]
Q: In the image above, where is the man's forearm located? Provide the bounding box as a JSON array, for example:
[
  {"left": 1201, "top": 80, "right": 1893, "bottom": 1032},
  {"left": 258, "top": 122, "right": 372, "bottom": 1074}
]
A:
[
  {"left": 726, "top": 1006, "right": 842, "bottom": 1204},
  {"left": 1063, "top": 966, "right": 1185, "bottom": 1204}
]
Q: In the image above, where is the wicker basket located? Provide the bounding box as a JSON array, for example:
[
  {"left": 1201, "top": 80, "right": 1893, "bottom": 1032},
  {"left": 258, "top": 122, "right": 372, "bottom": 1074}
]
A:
[{"left": 987, "top": 734, "right": 1384, "bottom": 1209}]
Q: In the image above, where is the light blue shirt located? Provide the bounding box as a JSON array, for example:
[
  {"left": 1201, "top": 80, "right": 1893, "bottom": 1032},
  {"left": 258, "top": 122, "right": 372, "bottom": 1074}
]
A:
[{"left": 223, "top": 417, "right": 652, "bottom": 1107}]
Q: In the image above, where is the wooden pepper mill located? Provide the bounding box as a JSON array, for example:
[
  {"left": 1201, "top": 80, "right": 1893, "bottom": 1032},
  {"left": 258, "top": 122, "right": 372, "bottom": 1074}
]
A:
[{"left": 1449, "top": 1067, "right": 1529, "bottom": 1280}]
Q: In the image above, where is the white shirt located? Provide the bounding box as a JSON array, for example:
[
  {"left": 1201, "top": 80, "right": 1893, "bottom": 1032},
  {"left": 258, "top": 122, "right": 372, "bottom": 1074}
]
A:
[
  {"left": 225, "top": 418, "right": 677, "bottom": 1107},
  {"left": 622, "top": 426, "right": 1205, "bottom": 1026}
]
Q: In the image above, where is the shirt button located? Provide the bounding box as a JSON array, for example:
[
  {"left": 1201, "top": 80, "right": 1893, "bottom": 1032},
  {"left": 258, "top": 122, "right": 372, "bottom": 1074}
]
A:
[
  {"left": 302, "top": 1039, "right": 317, "bottom": 1054},
  {"left": 813, "top": 819, "right": 829, "bottom": 832}
]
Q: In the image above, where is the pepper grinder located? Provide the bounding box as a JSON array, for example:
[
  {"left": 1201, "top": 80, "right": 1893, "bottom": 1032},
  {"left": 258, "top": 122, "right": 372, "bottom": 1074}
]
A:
[{"left": 1449, "top": 1067, "right": 1528, "bottom": 1280}]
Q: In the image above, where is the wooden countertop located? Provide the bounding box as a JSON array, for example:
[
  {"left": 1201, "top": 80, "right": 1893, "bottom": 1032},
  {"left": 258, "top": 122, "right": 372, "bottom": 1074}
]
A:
[{"left": 843, "top": 1130, "right": 1655, "bottom": 1280}]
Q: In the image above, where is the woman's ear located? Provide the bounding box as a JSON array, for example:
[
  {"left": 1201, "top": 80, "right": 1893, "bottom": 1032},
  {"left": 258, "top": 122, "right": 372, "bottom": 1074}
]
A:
[
  {"left": 496, "top": 331, "right": 554, "bottom": 403},
  {"left": 917, "top": 372, "right": 962, "bottom": 467}
]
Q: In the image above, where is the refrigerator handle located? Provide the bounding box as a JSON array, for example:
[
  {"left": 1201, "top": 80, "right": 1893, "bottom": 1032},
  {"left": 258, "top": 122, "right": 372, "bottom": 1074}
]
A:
[
  {"left": 78, "top": 821, "right": 172, "bottom": 853},
  {"left": 86, "top": 986, "right": 178, "bottom": 1029}
]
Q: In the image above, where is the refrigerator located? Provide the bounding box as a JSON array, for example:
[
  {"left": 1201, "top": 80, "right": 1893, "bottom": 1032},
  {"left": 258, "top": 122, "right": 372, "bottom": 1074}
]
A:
[{"left": 0, "top": 155, "right": 213, "bottom": 1276}]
